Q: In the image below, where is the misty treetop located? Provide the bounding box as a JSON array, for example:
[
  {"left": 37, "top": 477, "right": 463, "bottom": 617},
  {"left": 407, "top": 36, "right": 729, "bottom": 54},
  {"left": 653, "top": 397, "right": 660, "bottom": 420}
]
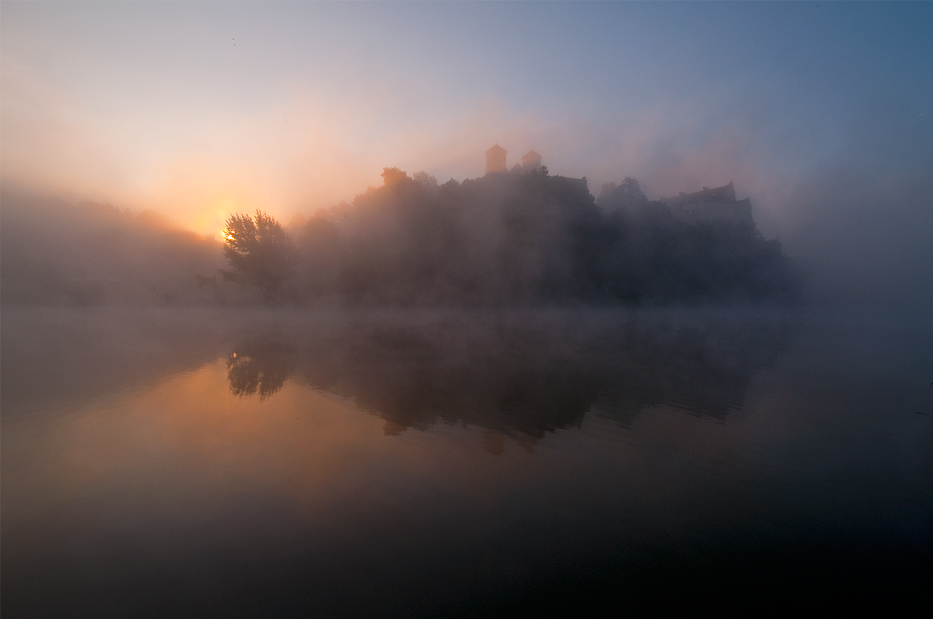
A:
[
  {"left": 221, "top": 210, "right": 298, "bottom": 302},
  {"left": 0, "top": 169, "right": 799, "bottom": 308},
  {"left": 220, "top": 167, "right": 799, "bottom": 306}
]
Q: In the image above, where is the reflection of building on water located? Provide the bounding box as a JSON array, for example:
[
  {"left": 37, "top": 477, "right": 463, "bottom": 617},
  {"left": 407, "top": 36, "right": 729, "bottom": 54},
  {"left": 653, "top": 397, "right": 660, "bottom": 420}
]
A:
[
  {"left": 228, "top": 312, "right": 791, "bottom": 442},
  {"left": 483, "top": 431, "right": 505, "bottom": 456}
]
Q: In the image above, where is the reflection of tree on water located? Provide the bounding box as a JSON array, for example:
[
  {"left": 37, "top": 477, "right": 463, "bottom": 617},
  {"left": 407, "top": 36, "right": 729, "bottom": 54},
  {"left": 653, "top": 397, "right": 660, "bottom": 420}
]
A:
[
  {"left": 226, "top": 342, "right": 297, "bottom": 401},
  {"left": 227, "top": 311, "right": 793, "bottom": 435}
]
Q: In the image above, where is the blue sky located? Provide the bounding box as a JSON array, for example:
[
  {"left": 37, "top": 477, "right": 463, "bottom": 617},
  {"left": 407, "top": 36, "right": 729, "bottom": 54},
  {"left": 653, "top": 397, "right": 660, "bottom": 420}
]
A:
[{"left": 2, "top": 1, "right": 931, "bottom": 301}]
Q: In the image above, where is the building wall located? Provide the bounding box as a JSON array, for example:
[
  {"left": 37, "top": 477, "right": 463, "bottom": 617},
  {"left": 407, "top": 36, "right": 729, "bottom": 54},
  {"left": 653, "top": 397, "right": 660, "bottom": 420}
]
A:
[
  {"left": 485, "top": 148, "right": 507, "bottom": 174},
  {"left": 521, "top": 151, "right": 542, "bottom": 170},
  {"left": 667, "top": 198, "right": 752, "bottom": 224}
]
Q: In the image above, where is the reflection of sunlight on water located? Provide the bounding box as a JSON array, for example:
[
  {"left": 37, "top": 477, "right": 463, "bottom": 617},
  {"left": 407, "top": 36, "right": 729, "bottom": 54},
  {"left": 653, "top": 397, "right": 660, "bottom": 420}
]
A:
[
  {"left": 41, "top": 360, "right": 391, "bottom": 499},
  {"left": 5, "top": 352, "right": 778, "bottom": 536},
  {"left": 4, "top": 310, "right": 932, "bottom": 616},
  {"left": 7, "top": 309, "right": 924, "bottom": 529},
  {"left": 5, "top": 358, "right": 556, "bottom": 530}
]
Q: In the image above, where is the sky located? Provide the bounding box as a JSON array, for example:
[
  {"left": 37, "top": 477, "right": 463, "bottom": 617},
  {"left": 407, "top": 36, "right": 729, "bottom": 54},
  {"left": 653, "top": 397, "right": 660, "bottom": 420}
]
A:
[{"left": 2, "top": 1, "right": 931, "bottom": 302}]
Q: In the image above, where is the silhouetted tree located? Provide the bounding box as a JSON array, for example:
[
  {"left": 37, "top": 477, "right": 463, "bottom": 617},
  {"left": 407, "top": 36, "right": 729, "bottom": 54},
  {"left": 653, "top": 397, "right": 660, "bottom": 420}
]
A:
[
  {"left": 598, "top": 177, "right": 648, "bottom": 212},
  {"left": 381, "top": 167, "right": 410, "bottom": 186},
  {"left": 282, "top": 171, "right": 799, "bottom": 306},
  {"left": 412, "top": 171, "right": 438, "bottom": 187},
  {"left": 221, "top": 210, "right": 297, "bottom": 302}
]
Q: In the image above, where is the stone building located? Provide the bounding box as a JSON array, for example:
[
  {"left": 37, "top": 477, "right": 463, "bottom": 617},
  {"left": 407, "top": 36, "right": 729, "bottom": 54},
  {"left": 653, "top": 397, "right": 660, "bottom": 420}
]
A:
[
  {"left": 661, "top": 182, "right": 752, "bottom": 224},
  {"left": 520, "top": 149, "right": 542, "bottom": 170},
  {"left": 486, "top": 144, "right": 545, "bottom": 175},
  {"left": 485, "top": 143, "right": 507, "bottom": 175}
]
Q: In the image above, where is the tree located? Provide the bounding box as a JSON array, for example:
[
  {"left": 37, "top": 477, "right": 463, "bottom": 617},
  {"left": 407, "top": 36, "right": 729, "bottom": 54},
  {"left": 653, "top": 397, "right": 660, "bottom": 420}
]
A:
[
  {"left": 381, "top": 167, "right": 410, "bottom": 186},
  {"left": 412, "top": 171, "right": 438, "bottom": 187},
  {"left": 221, "top": 210, "right": 297, "bottom": 301},
  {"left": 598, "top": 177, "right": 647, "bottom": 212}
]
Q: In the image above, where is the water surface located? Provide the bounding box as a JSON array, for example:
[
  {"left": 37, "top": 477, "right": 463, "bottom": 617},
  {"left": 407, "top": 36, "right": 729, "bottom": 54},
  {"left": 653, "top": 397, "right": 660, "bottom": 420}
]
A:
[{"left": 2, "top": 307, "right": 931, "bottom": 615}]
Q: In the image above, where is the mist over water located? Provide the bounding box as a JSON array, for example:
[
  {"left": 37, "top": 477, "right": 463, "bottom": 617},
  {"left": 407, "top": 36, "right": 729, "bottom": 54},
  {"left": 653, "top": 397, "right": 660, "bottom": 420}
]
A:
[
  {"left": 2, "top": 2, "right": 932, "bottom": 615},
  {"left": 3, "top": 307, "right": 932, "bottom": 615}
]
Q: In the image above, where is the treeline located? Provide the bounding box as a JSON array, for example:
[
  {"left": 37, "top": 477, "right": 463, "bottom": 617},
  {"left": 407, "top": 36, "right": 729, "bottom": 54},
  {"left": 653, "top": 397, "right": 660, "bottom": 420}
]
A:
[
  {"left": 274, "top": 169, "right": 799, "bottom": 305},
  {"left": 1, "top": 168, "right": 800, "bottom": 307},
  {"left": 1, "top": 190, "right": 223, "bottom": 305}
]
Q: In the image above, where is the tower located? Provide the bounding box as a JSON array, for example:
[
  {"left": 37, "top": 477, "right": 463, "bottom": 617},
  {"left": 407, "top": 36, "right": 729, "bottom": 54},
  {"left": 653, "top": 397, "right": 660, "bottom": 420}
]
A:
[
  {"left": 485, "top": 143, "right": 507, "bottom": 175},
  {"left": 521, "top": 149, "right": 542, "bottom": 171}
]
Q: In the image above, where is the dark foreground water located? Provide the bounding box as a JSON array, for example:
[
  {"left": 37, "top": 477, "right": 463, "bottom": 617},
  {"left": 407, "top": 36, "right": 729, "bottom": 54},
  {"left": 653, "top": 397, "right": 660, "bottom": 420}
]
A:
[{"left": 2, "top": 307, "right": 931, "bottom": 616}]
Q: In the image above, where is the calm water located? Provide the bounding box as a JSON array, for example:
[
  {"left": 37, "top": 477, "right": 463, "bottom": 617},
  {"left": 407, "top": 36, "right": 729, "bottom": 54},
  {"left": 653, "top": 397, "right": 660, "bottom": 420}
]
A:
[{"left": 2, "top": 307, "right": 931, "bottom": 616}]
